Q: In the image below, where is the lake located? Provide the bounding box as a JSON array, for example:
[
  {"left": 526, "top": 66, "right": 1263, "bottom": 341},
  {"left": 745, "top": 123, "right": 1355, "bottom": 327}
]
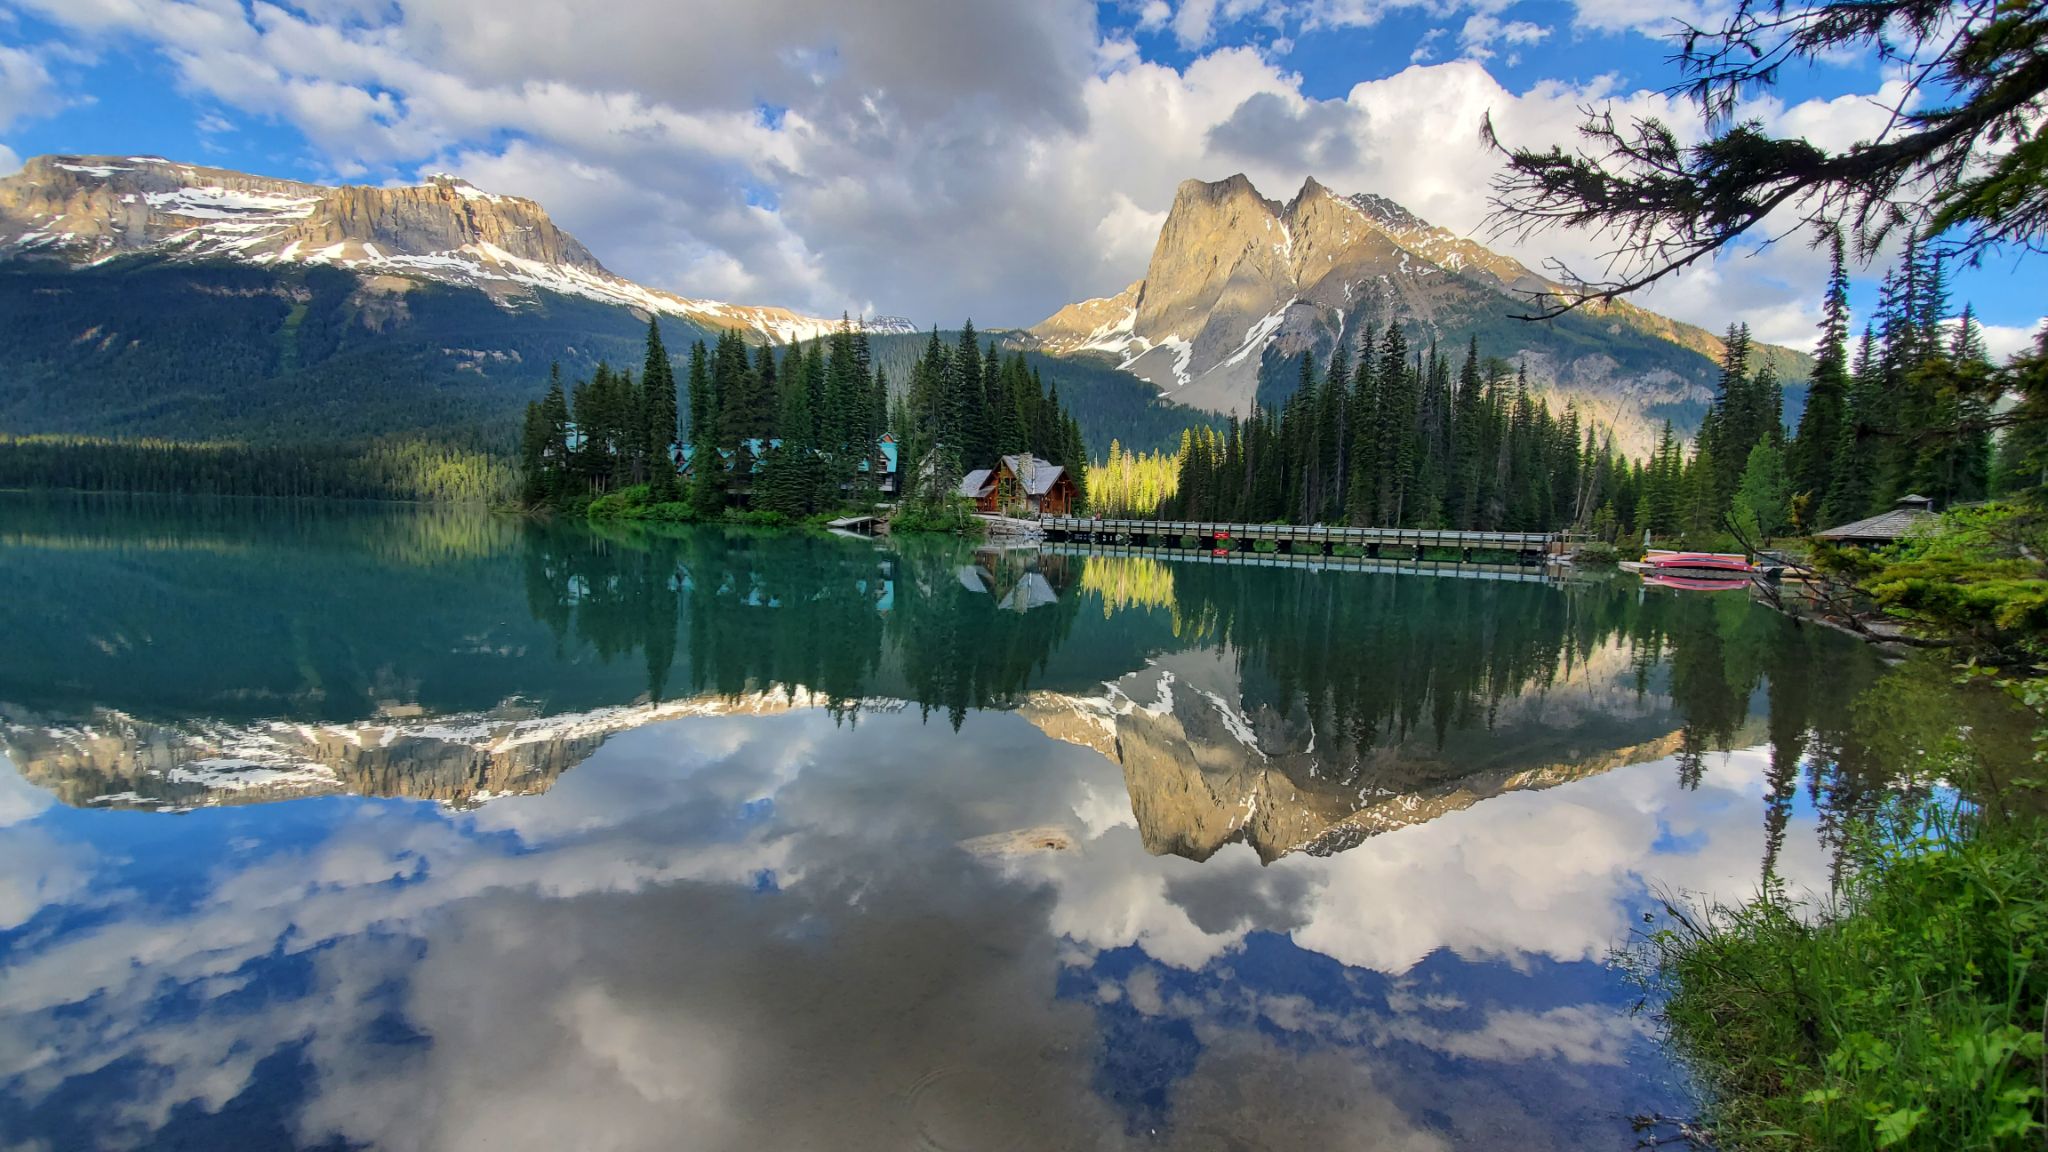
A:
[{"left": 0, "top": 494, "right": 1975, "bottom": 1150}]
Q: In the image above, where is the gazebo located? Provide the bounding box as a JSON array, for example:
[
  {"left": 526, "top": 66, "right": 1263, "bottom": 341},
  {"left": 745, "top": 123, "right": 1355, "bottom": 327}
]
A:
[{"left": 1813, "top": 494, "right": 1937, "bottom": 546}]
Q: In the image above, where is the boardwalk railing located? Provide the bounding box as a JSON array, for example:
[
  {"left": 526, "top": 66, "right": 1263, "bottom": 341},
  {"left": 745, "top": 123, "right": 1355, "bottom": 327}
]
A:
[
  {"left": 1040, "top": 516, "right": 1562, "bottom": 558},
  {"left": 1039, "top": 542, "right": 1559, "bottom": 583}
]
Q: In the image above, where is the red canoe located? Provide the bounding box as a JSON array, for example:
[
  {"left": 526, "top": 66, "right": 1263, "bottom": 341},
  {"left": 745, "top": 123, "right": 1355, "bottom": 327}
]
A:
[{"left": 1646, "top": 550, "right": 1757, "bottom": 577}]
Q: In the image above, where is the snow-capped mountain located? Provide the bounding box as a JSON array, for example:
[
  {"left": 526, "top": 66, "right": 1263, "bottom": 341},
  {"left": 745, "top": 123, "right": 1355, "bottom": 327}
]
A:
[
  {"left": 0, "top": 154, "right": 913, "bottom": 343},
  {"left": 1029, "top": 175, "right": 1808, "bottom": 457}
]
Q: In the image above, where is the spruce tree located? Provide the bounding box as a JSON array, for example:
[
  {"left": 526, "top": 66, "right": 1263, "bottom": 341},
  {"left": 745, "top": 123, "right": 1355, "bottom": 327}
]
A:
[
  {"left": 1791, "top": 236, "right": 1852, "bottom": 513},
  {"left": 642, "top": 319, "right": 680, "bottom": 500},
  {"left": 539, "top": 364, "right": 571, "bottom": 504}
]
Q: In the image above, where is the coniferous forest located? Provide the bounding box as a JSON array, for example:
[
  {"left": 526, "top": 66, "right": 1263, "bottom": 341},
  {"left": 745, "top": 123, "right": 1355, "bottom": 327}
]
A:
[
  {"left": 0, "top": 435, "right": 514, "bottom": 503},
  {"left": 1087, "top": 234, "right": 2005, "bottom": 545},
  {"left": 517, "top": 318, "right": 1091, "bottom": 524}
]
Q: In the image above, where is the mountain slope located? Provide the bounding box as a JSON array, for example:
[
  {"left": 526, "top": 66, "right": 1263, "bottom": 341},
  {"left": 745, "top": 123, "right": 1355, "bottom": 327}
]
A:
[
  {"left": 1029, "top": 175, "right": 1810, "bottom": 457},
  {"left": 1, "top": 154, "right": 912, "bottom": 343},
  {"left": 0, "top": 256, "right": 700, "bottom": 442},
  {"left": 0, "top": 154, "right": 1217, "bottom": 452}
]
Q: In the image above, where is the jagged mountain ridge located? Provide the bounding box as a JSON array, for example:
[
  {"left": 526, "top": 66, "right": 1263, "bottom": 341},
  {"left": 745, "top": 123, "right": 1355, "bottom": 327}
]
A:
[
  {"left": 0, "top": 154, "right": 913, "bottom": 344},
  {"left": 1029, "top": 175, "right": 1810, "bottom": 458}
]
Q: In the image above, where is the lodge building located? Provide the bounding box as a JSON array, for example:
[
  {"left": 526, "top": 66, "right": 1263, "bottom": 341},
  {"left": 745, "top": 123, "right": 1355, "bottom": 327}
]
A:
[{"left": 957, "top": 453, "right": 1077, "bottom": 517}]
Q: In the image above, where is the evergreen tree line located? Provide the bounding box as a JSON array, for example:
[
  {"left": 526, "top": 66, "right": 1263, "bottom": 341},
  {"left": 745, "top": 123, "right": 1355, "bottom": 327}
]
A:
[
  {"left": 1791, "top": 232, "right": 1998, "bottom": 526},
  {"left": 1148, "top": 234, "right": 2014, "bottom": 542},
  {"left": 0, "top": 435, "right": 516, "bottom": 503},
  {"left": 1164, "top": 324, "right": 1619, "bottom": 532},
  {"left": 893, "top": 320, "right": 1090, "bottom": 512},
  {"left": 521, "top": 317, "right": 1091, "bottom": 520},
  {"left": 1639, "top": 232, "right": 2001, "bottom": 545}
]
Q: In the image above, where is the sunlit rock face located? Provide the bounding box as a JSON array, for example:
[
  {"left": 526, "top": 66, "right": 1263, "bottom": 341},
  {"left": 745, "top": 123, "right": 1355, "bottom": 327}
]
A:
[
  {"left": 1024, "top": 640, "right": 1691, "bottom": 864},
  {"left": 1028, "top": 174, "right": 1807, "bottom": 457},
  {"left": 0, "top": 155, "right": 912, "bottom": 343},
  {"left": 0, "top": 692, "right": 900, "bottom": 811}
]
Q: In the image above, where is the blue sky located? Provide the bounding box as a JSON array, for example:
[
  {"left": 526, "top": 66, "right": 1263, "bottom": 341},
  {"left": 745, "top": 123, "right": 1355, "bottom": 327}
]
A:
[{"left": 0, "top": 0, "right": 2041, "bottom": 354}]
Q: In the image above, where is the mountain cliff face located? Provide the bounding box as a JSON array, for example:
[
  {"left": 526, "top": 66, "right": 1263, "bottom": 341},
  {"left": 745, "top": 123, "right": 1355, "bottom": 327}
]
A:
[
  {"left": 1030, "top": 175, "right": 1808, "bottom": 457},
  {"left": 0, "top": 155, "right": 911, "bottom": 344}
]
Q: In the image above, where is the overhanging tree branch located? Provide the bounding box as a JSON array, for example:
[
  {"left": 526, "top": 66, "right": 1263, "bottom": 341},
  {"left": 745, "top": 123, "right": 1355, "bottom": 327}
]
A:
[{"left": 1483, "top": 0, "right": 2048, "bottom": 318}]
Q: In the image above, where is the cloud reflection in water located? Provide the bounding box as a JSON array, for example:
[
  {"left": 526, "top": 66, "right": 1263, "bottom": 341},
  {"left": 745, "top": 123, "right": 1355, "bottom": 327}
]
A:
[{"left": 0, "top": 705, "right": 1830, "bottom": 1151}]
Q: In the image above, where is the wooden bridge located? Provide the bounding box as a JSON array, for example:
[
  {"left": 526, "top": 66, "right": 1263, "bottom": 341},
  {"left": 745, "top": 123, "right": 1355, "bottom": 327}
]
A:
[
  {"left": 1039, "top": 542, "right": 1560, "bottom": 583},
  {"left": 1039, "top": 517, "right": 1566, "bottom": 561}
]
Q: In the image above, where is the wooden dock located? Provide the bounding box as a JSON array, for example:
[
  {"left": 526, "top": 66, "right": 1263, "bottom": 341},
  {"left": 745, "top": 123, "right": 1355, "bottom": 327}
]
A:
[{"left": 1039, "top": 517, "right": 1563, "bottom": 561}]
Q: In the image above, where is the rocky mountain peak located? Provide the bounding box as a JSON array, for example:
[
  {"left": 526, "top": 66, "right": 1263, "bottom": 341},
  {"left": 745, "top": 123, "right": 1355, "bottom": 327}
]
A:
[
  {"left": 1287, "top": 175, "right": 1336, "bottom": 212},
  {"left": 1029, "top": 172, "right": 1808, "bottom": 456},
  {"left": 0, "top": 154, "right": 913, "bottom": 343},
  {"left": 1172, "top": 172, "right": 1277, "bottom": 213}
]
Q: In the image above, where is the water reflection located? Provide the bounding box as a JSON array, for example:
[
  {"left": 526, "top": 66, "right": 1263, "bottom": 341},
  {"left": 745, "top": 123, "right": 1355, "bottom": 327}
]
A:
[
  {"left": 1, "top": 507, "right": 1897, "bottom": 869},
  {"left": 3, "top": 708, "right": 1833, "bottom": 1151},
  {"left": 0, "top": 496, "right": 2023, "bottom": 1151}
]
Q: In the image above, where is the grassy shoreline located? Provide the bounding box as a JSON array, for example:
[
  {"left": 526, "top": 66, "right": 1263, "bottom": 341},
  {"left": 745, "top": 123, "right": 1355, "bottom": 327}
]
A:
[
  {"left": 1646, "top": 501, "right": 2048, "bottom": 1149},
  {"left": 1641, "top": 804, "right": 2046, "bottom": 1150}
]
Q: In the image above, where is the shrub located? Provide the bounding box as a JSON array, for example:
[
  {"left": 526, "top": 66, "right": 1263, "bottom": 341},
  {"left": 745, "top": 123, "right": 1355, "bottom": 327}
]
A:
[{"left": 891, "top": 498, "right": 983, "bottom": 537}]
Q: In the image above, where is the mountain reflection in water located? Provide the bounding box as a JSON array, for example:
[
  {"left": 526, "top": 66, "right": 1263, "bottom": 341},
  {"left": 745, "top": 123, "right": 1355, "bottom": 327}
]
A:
[{"left": 0, "top": 495, "right": 2018, "bottom": 1151}]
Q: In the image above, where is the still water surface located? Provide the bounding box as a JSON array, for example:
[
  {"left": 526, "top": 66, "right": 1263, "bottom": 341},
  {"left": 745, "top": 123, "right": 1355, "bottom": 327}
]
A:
[{"left": 0, "top": 495, "right": 1962, "bottom": 1150}]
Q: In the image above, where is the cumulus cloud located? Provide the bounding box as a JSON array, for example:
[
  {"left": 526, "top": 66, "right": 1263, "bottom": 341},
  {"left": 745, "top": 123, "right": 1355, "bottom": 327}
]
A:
[
  {"left": 0, "top": 41, "right": 62, "bottom": 132},
  {"left": 1953, "top": 317, "right": 2048, "bottom": 364},
  {"left": 8, "top": 0, "right": 1966, "bottom": 342}
]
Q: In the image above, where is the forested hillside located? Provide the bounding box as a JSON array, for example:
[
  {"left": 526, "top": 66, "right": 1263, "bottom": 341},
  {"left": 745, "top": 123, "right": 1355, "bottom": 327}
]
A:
[
  {"left": 0, "top": 260, "right": 1207, "bottom": 465},
  {"left": 1244, "top": 284, "right": 1812, "bottom": 438},
  {"left": 0, "top": 258, "right": 714, "bottom": 444}
]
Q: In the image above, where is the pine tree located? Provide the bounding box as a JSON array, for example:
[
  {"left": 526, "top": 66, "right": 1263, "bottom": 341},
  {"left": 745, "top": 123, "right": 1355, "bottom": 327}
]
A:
[
  {"left": 1347, "top": 336, "right": 1382, "bottom": 525},
  {"left": 686, "top": 341, "right": 725, "bottom": 516},
  {"left": 1821, "top": 325, "right": 1883, "bottom": 525},
  {"left": 1450, "top": 338, "right": 1484, "bottom": 529},
  {"left": 642, "top": 319, "right": 680, "bottom": 500},
  {"left": 759, "top": 356, "right": 817, "bottom": 520},
  {"left": 519, "top": 399, "right": 549, "bottom": 506},
  {"left": 538, "top": 363, "right": 571, "bottom": 504},
  {"left": 1373, "top": 322, "right": 1412, "bottom": 524}
]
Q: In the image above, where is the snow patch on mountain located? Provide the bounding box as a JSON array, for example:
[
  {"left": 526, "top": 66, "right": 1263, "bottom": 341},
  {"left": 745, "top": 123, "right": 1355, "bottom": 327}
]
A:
[
  {"left": 1225, "top": 304, "right": 1292, "bottom": 369},
  {"left": 0, "top": 154, "right": 914, "bottom": 344}
]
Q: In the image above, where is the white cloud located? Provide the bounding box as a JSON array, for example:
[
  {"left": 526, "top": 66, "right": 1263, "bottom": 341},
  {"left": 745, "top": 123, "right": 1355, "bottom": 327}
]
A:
[
  {"left": 1953, "top": 317, "right": 2047, "bottom": 364},
  {"left": 1459, "top": 15, "right": 1551, "bottom": 60},
  {"left": 8, "top": 0, "right": 2003, "bottom": 342},
  {"left": 0, "top": 42, "right": 59, "bottom": 131}
]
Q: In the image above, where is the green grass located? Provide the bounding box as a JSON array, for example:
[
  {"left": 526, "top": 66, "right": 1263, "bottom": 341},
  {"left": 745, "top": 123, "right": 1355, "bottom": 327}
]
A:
[{"left": 1641, "top": 804, "right": 2048, "bottom": 1150}]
